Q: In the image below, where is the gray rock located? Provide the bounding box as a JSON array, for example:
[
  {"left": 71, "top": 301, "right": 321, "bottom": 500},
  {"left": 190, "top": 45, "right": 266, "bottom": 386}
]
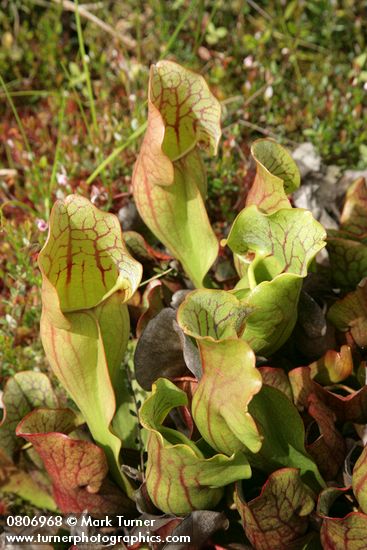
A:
[
  {"left": 118, "top": 202, "right": 143, "bottom": 231},
  {"left": 339, "top": 169, "right": 367, "bottom": 188},
  {"left": 292, "top": 142, "right": 321, "bottom": 177}
]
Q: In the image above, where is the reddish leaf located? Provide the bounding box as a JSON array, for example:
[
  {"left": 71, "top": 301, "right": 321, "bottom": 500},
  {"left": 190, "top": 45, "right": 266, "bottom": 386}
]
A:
[
  {"left": 352, "top": 445, "right": 367, "bottom": 513},
  {"left": 258, "top": 367, "right": 293, "bottom": 400},
  {"left": 317, "top": 486, "right": 367, "bottom": 549},
  {"left": 309, "top": 346, "right": 353, "bottom": 384},
  {"left": 16, "top": 409, "right": 132, "bottom": 514},
  {"left": 340, "top": 177, "right": 367, "bottom": 238},
  {"left": 321, "top": 514, "right": 367, "bottom": 550},
  {"left": 317, "top": 486, "right": 352, "bottom": 517},
  {"left": 328, "top": 278, "right": 367, "bottom": 348},
  {"left": 173, "top": 376, "right": 198, "bottom": 402},
  {"left": 136, "top": 280, "right": 165, "bottom": 337},
  {"left": 289, "top": 366, "right": 367, "bottom": 424},
  {"left": 235, "top": 468, "right": 315, "bottom": 550},
  {"left": 324, "top": 386, "right": 367, "bottom": 424},
  {"left": 124, "top": 230, "right": 172, "bottom": 262},
  {"left": 289, "top": 366, "right": 326, "bottom": 410},
  {"left": 306, "top": 394, "right": 345, "bottom": 480},
  {"left": 130, "top": 514, "right": 182, "bottom": 550},
  {"left": 172, "top": 376, "right": 199, "bottom": 439}
]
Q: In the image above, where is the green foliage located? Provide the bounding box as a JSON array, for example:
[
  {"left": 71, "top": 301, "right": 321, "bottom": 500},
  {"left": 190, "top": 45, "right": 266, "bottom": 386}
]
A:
[
  {"left": 1, "top": 15, "right": 367, "bottom": 543},
  {"left": 0, "top": 220, "right": 45, "bottom": 377}
]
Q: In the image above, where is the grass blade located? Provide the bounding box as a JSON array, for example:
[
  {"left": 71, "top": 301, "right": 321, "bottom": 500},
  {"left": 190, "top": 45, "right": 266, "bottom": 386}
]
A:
[
  {"left": 74, "top": 0, "right": 98, "bottom": 135},
  {"left": 86, "top": 122, "right": 147, "bottom": 185}
]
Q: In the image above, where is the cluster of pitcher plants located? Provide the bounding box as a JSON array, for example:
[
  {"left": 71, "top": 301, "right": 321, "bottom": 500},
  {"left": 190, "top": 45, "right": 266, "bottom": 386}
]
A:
[{"left": 2, "top": 60, "right": 367, "bottom": 549}]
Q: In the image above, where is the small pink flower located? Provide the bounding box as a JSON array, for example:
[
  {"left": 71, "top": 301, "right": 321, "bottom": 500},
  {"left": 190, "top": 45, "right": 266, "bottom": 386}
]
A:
[
  {"left": 56, "top": 171, "right": 68, "bottom": 186},
  {"left": 36, "top": 218, "right": 48, "bottom": 232},
  {"left": 243, "top": 55, "right": 254, "bottom": 68}
]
